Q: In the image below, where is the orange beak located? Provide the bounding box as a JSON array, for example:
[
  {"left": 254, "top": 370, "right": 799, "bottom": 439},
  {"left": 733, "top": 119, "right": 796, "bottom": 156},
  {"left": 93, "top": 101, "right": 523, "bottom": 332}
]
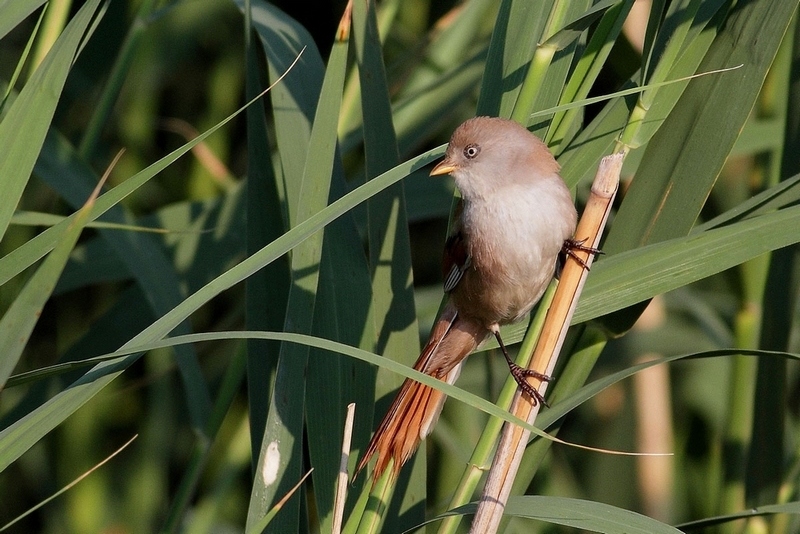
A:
[{"left": 430, "top": 158, "right": 457, "bottom": 176}]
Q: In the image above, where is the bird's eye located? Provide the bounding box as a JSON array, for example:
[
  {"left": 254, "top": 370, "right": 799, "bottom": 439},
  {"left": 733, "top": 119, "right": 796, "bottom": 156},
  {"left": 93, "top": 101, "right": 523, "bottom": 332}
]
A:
[{"left": 463, "top": 144, "right": 480, "bottom": 159}]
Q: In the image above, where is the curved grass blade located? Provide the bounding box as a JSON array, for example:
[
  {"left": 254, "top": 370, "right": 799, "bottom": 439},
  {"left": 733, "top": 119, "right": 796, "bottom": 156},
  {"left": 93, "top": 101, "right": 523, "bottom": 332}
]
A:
[
  {"left": 10, "top": 210, "right": 184, "bottom": 234},
  {"left": 541, "top": 0, "right": 622, "bottom": 49},
  {"left": 0, "top": 0, "right": 102, "bottom": 240},
  {"left": 432, "top": 496, "right": 683, "bottom": 534},
  {"left": 237, "top": 0, "right": 325, "bottom": 226},
  {"left": 575, "top": 204, "right": 800, "bottom": 324},
  {"left": 0, "top": 435, "right": 137, "bottom": 532},
  {"left": 476, "top": 0, "right": 552, "bottom": 118},
  {"left": 37, "top": 128, "right": 212, "bottom": 430},
  {"left": 0, "top": 50, "right": 303, "bottom": 287},
  {"left": 546, "top": 0, "right": 633, "bottom": 148},
  {"left": 0, "top": 50, "right": 310, "bottom": 474},
  {"left": 245, "top": 470, "right": 314, "bottom": 534},
  {"left": 4, "top": 330, "right": 675, "bottom": 455},
  {"left": 676, "top": 501, "right": 800, "bottom": 531},
  {"left": 605, "top": 0, "right": 796, "bottom": 253},
  {"left": 0, "top": 0, "right": 47, "bottom": 41},
  {"left": 537, "top": 349, "right": 800, "bottom": 433},
  {"left": 351, "top": 0, "right": 426, "bottom": 530},
  {"left": 0, "top": 157, "right": 112, "bottom": 389},
  {"left": 240, "top": 0, "right": 290, "bottom": 471},
  {"left": 9, "top": 335, "right": 798, "bottom": 451},
  {"left": 245, "top": 4, "right": 350, "bottom": 530},
  {"left": 0, "top": 3, "right": 46, "bottom": 112}
]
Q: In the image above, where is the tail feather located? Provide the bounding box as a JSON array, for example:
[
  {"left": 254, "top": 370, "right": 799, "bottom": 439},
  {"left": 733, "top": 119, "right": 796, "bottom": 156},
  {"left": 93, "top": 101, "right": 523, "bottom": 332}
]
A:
[{"left": 357, "top": 304, "right": 488, "bottom": 482}]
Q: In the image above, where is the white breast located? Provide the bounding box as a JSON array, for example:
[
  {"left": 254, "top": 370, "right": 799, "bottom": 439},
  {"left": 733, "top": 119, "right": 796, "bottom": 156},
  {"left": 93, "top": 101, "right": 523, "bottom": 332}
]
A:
[{"left": 462, "top": 177, "right": 577, "bottom": 322}]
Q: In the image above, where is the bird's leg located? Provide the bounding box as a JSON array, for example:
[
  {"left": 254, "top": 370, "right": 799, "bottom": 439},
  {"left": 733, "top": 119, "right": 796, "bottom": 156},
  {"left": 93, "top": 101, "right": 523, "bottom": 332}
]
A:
[
  {"left": 492, "top": 328, "right": 550, "bottom": 407},
  {"left": 562, "top": 238, "right": 603, "bottom": 271}
]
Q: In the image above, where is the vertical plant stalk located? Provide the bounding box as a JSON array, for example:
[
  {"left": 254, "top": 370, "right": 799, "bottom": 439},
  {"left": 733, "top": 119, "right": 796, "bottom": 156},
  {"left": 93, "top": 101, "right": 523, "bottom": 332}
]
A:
[
  {"left": 471, "top": 153, "right": 622, "bottom": 534},
  {"left": 744, "top": 15, "right": 797, "bottom": 522},
  {"left": 29, "top": 0, "right": 72, "bottom": 72},
  {"left": 508, "top": 0, "right": 571, "bottom": 124},
  {"left": 351, "top": 0, "right": 424, "bottom": 530},
  {"left": 436, "top": 286, "right": 557, "bottom": 534},
  {"left": 332, "top": 403, "right": 356, "bottom": 534},
  {"left": 546, "top": 0, "right": 632, "bottom": 148},
  {"left": 509, "top": 44, "right": 557, "bottom": 124}
]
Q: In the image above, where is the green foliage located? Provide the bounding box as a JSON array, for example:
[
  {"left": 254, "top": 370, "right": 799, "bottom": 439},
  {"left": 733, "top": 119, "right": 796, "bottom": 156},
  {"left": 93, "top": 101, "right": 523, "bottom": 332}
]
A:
[{"left": 0, "top": 0, "right": 799, "bottom": 533}]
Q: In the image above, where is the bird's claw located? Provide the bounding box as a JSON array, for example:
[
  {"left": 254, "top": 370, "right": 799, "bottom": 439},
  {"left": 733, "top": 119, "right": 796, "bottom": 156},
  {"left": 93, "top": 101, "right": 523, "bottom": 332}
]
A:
[
  {"left": 508, "top": 361, "right": 551, "bottom": 407},
  {"left": 562, "top": 238, "right": 602, "bottom": 271},
  {"left": 493, "top": 329, "right": 552, "bottom": 407}
]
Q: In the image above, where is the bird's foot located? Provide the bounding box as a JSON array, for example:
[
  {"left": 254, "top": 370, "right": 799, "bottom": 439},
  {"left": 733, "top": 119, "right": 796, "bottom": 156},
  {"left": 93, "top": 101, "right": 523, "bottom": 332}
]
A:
[
  {"left": 562, "top": 238, "right": 603, "bottom": 271},
  {"left": 493, "top": 328, "right": 551, "bottom": 407},
  {"left": 507, "top": 360, "right": 551, "bottom": 407}
]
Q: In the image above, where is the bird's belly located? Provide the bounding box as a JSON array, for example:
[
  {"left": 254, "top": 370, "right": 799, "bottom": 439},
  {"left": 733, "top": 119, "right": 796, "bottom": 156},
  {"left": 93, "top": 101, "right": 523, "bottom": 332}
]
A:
[
  {"left": 453, "top": 182, "right": 576, "bottom": 328},
  {"left": 451, "top": 246, "right": 559, "bottom": 327}
]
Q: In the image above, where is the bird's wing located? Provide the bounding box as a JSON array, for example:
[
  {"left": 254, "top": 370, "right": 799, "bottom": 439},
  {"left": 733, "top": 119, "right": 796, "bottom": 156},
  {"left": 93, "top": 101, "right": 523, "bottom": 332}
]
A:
[{"left": 442, "top": 200, "right": 470, "bottom": 293}]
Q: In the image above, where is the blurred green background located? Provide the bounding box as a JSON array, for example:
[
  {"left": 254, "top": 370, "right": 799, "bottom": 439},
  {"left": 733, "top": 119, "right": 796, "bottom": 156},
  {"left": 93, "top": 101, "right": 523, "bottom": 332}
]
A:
[{"left": 1, "top": 0, "right": 799, "bottom": 532}]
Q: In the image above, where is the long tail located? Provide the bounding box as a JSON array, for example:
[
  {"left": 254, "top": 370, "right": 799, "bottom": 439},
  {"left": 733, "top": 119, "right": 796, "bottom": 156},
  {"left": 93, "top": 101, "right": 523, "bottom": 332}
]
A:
[{"left": 356, "top": 303, "right": 488, "bottom": 482}]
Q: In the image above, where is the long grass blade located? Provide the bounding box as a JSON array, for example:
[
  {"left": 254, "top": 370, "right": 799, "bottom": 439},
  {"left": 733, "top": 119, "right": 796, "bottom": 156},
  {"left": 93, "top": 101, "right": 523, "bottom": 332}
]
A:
[
  {"left": 246, "top": 3, "right": 350, "bottom": 530},
  {"left": 0, "top": 0, "right": 101, "bottom": 239}
]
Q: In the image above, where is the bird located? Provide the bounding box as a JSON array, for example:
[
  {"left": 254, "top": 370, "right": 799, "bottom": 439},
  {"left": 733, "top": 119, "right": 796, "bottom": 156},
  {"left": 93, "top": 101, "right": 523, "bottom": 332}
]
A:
[{"left": 356, "top": 116, "right": 588, "bottom": 482}]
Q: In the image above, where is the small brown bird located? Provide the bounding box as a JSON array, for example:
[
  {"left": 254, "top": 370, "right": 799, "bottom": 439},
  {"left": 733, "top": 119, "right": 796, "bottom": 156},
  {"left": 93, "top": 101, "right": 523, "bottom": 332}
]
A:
[{"left": 357, "top": 116, "right": 581, "bottom": 482}]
